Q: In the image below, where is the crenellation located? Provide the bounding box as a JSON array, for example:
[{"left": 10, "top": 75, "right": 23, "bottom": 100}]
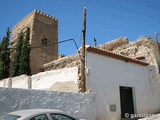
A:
[
  {"left": 13, "top": 9, "right": 57, "bottom": 31},
  {"left": 35, "top": 10, "right": 38, "bottom": 13}
]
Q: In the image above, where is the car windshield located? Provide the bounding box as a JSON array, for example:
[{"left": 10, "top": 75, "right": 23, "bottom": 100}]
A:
[{"left": 0, "top": 114, "right": 21, "bottom": 120}]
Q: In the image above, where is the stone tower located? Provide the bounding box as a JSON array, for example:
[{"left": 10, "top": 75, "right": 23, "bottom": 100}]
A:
[{"left": 11, "top": 9, "right": 58, "bottom": 74}]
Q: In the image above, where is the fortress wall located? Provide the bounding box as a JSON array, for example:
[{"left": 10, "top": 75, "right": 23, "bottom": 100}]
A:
[{"left": 11, "top": 10, "right": 58, "bottom": 74}]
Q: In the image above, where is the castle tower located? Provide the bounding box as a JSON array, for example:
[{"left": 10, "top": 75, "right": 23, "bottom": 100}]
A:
[{"left": 11, "top": 9, "right": 58, "bottom": 74}]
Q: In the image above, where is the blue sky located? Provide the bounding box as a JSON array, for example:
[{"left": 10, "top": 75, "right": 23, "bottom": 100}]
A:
[{"left": 0, "top": 0, "right": 160, "bottom": 55}]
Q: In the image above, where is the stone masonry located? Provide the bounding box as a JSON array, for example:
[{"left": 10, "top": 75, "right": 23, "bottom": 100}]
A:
[
  {"left": 97, "top": 36, "right": 129, "bottom": 51},
  {"left": 111, "top": 36, "right": 160, "bottom": 65},
  {"left": 43, "top": 36, "right": 160, "bottom": 71},
  {"left": 43, "top": 53, "right": 80, "bottom": 71},
  {"left": 97, "top": 36, "right": 160, "bottom": 66},
  {"left": 11, "top": 9, "right": 58, "bottom": 74}
]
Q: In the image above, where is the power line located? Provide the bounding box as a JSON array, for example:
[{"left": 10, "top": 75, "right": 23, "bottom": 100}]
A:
[
  {"left": 0, "top": 38, "right": 82, "bottom": 60},
  {"left": 3, "top": 39, "right": 78, "bottom": 50}
]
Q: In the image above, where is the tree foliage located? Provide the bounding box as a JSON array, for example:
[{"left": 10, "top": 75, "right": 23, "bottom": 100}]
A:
[
  {"left": 0, "top": 27, "right": 11, "bottom": 80},
  {"left": 12, "top": 27, "right": 31, "bottom": 77},
  {"left": 12, "top": 32, "right": 24, "bottom": 77},
  {"left": 19, "top": 27, "right": 31, "bottom": 75}
]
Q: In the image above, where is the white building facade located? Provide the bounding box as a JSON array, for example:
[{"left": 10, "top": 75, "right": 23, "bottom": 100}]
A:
[{"left": 85, "top": 46, "right": 160, "bottom": 120}]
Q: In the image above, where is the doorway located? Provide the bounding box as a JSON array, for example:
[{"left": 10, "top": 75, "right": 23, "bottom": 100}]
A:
[{"left": 120, "top": 86, "right": 134, "bottom": 118}]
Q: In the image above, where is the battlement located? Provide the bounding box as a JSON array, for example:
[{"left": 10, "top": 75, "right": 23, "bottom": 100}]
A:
[
  {"left": 13, "top": 9, "right": 58, "bottom": 30},
  {"left": 35, "top": 9, "right": 57, "bottom": 20}
]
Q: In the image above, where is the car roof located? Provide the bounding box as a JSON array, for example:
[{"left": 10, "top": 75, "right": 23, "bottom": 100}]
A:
[{"left": 9, "top": 109, "right": 64, "bottom": 118}]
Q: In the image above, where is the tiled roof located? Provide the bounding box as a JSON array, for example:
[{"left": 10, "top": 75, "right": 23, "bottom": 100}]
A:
[{"left": 86, "top": 46, "right": 149, "bottom": 66}]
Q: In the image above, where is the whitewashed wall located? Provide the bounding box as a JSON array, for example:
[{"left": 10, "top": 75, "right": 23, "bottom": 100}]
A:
[
  {"left": 0, "top": 67, "right": 78, "bottom": 92},
  {"left": 86, "top": 52, "right": 160, "bottom": 120}
]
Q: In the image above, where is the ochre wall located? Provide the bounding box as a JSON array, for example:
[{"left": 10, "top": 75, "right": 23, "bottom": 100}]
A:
[{"left": 11, "top": 10, "right": 58, "bottom": 74}]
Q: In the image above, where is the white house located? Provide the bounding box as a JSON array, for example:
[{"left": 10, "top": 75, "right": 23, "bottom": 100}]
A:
[{"left": 85, "top": 46, "right": 160, "bottom": 120}]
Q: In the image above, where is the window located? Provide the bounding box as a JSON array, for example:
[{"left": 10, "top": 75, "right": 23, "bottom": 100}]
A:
[
  {"left": 29, "top": 114, "right": 49, "bottom": 120},
  {"left": 0, "top": 114, "right": 21, "bottom": 120},
  {"left": 41, "top": 38, "right": 48, "bottom": 46},
  {"left": 50, "top": 114, "right": 75, "bottom": 120}
]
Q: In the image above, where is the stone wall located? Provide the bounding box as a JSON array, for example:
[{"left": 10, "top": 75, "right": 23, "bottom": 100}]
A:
[
  {"left": 42, "top": 36, "right": 160, "bottom": 72},
  {"left": 97, "top": 37, "right": 129, "bottom": 51},
  {"left": 43, "top": 37, "right": 129, "bottom": 71},
  {"left": 111, "top": 36, "right": 160, "bottom": 65},
  {"left": 97, "top": 36, "right": 160, "bottom": 65},
  {"left": 0, "top": 87, "right": 96, "bottom": 120},
  {"left": 43, "top": 53, "right": 80, "bottom": 71},
  {"left": 11, "top": 9, "right": 58, "bottom": 74}
]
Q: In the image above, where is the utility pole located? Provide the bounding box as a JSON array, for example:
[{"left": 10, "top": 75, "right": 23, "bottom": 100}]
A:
[
  {"left": 79, "top": 7, "right": 86, "bottom": 93},
  {"left": 155, "top": 32, "right": 160, "bottom": 55}
]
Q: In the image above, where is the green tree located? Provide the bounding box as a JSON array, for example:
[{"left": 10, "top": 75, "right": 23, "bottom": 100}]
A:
[
  {"left": 19, "top": 27, "right": 31, "bottom": 75},
  {"left": 0, "top": 27, "right": 11, "bottom": 80},
  {"left": 12, "top": 32, "right": 24, "bottom": 77}
]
